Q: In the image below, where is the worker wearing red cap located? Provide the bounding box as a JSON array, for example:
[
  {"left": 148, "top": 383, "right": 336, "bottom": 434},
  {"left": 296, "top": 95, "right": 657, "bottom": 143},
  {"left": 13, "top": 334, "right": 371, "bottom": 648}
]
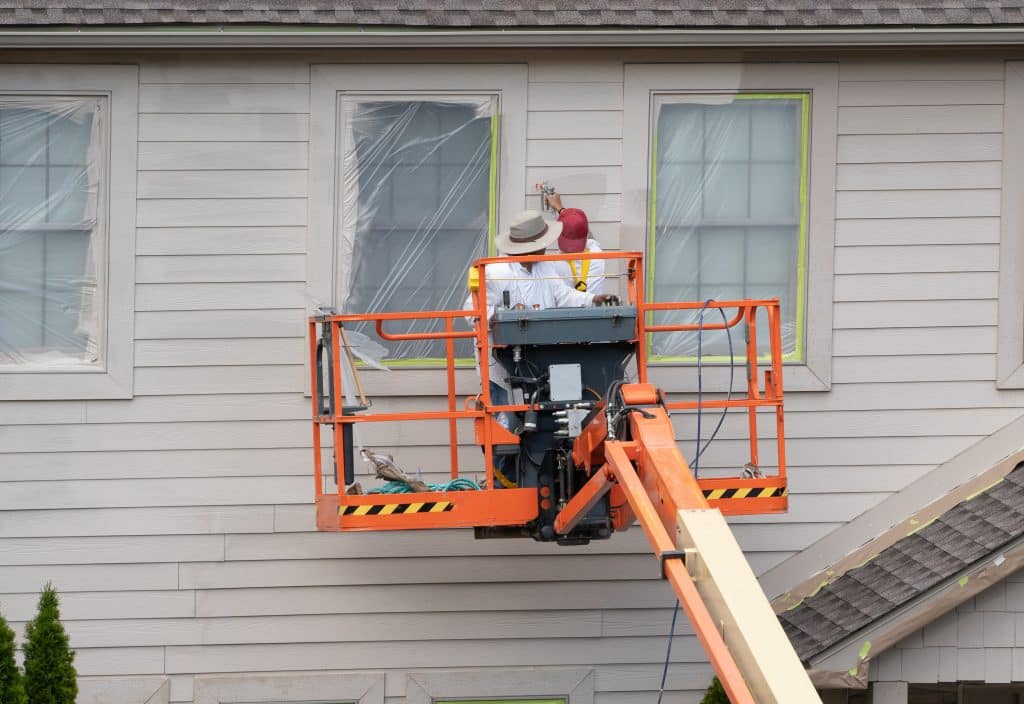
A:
[{"left": 543, "top": 191, "right": 605, "bottom": 296}]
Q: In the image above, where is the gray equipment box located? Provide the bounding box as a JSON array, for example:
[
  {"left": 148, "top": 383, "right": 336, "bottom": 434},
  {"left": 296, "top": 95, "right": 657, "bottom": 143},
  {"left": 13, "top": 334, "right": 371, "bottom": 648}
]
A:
[{"left": 491, "top": 306, "right": 638, "bottom": 346}]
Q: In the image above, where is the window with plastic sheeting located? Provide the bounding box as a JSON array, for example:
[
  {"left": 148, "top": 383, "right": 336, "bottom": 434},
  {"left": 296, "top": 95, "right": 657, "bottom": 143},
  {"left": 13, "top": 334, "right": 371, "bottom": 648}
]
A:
[
  {"left": 648, "top": 93, "right": 809, "bottom": 361},
  {"left": 338, "top": 96, "right": 496, "bottom": 364},
  {"left": 0, "top": 97, "right": 105, "bottom": 368}
]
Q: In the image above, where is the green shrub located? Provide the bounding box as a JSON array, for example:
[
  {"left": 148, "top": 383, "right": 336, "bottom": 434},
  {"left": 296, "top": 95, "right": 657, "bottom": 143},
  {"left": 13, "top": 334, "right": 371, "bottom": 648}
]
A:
[
  {"left": 701, "top": 676, "right": 730, "bottom": 704},
  {"left": 22, "top": 585, "right": 76, "bottom": 704},
  {"left": 0, "top": 608, "right": 27, "bottom": 704}
]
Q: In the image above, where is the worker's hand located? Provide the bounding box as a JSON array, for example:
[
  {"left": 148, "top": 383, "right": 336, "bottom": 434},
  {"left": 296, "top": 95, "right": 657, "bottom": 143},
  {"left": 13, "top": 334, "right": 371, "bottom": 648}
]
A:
[
  {"left": 545, "top": 192, "right": 564, "bottom": 213},
  {"left": 592, "top": 294, "right": 620, "bottom": 306}
]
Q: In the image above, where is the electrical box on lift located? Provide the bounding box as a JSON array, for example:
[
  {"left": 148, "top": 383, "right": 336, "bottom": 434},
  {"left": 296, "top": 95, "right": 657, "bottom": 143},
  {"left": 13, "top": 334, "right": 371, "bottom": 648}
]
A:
[
  {"left": 549, "top": 363, "right": 582, "bottom": 401},
  {"left": 491, "top": 306, "right": 638, "bottom": 346}
]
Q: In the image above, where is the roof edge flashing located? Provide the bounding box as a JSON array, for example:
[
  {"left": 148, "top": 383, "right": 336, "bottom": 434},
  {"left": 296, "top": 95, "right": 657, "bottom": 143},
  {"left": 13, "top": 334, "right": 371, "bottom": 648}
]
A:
[{"left": 2, "top": 25, "right": 1024, "bottom": 47}]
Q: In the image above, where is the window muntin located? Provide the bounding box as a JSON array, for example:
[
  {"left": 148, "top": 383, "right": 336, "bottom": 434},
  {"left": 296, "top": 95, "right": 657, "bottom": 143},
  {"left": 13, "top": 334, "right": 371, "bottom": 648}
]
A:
[
  {"left": 338, "top": 96, "right": 497, "bottom": 363},
  {"left": 0, "top": 97, "right": 105, "bottom": 369},
  {"left": 648, "top": 93, "right": 809, "bottom": 361}
]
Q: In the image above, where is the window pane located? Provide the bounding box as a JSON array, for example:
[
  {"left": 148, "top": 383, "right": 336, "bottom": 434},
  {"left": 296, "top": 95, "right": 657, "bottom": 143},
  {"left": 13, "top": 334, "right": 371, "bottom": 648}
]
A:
[
  {"left": 651, "top": 96, "right": 805, "bottom": 358},
  {"left": 0, "top": 98, "right": 102, "bottom": 367},
  {"left": 340, "top": 99, "right": 494, "bottom": 361}
]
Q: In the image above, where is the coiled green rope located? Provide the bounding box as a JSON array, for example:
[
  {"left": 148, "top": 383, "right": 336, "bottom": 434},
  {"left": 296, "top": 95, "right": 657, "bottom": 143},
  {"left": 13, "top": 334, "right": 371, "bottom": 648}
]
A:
[{"left": 367, "top": 478, "right": 482, "bottom": 494}]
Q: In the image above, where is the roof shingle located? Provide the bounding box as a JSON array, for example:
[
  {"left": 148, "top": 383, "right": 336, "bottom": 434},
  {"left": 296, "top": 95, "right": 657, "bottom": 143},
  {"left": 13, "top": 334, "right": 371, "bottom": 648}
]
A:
[{"left": 1, "top": 0, "right": 1023, "bottom": 28}]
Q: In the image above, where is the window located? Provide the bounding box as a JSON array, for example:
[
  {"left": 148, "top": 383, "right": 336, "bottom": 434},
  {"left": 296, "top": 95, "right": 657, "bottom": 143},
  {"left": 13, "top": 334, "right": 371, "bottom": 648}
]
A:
[
  {"left": 340, "top": 97, "right": 496, "bottom": 362},
  {"left": 650, "top": 94, "right": 809, "bottom": 360},
  {"left": 623, "top": 63, "right": 837, "bottom": 392},
  {"left": 309, "top": 64, "right": 527, "bottom": 373},
  {"left": 0, "top": 65, "right": 137, "bottom": 400},
  {"left": 194, "top": 672, "right": 383, "bottom": 703},
  {"left": 407, "top": 669, "right": 592, "bottom": 704},
  {"left": 438, "top": 700, "right": 566, "bottom": 704},
  {"left": 998, "top": 61, "right": 1024, "bottom": 388},
  {"left": 0, "top": 96, "right": 104, "bottom": 367}
]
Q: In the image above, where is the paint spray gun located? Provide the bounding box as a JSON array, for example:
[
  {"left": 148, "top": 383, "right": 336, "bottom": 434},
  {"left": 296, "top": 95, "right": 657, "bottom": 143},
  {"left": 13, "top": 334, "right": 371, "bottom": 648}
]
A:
[{"left": 535, "top": 180, "right": 556, "bottom": 212}]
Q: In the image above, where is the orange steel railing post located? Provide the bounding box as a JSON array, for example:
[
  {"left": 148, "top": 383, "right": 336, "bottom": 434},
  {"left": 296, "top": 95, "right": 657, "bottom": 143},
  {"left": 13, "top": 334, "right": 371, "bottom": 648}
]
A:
[
  {"left": 476, "top": 262, "right": 495, "bottom": 490},
  {"left": 309, "top": 320, "right": 323, "bottom": 499},
  {"left": 330, "top": 321, "right": 345, "bottom": 497},
  {"left": 768, "top": 302, "right": 788, "bottom": 482},
  {"left": 632, "top": 255, "right": 648, "bottom": 384},
  {"left": 746, "top": 305, "right": 761, "bottom": 470},
  {"left": 446, "top": 316, "right": 459, "bottom": 479}
]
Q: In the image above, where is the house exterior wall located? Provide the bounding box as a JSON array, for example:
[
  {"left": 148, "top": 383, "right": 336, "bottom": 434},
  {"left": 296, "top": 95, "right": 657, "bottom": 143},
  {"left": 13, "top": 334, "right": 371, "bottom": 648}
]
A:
[
  {"left": 872, "top": 573, "right": 1024, "bottom": 686},
  {"left": 0, "top": 48, "right": 1022, "bottom": 703}
]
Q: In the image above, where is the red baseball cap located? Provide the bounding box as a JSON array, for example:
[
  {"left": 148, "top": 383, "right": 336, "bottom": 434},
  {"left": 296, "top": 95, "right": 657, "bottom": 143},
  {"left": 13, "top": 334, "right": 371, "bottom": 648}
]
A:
[{"left": 557, "top": 207, "right": 589, "bottom": 254}]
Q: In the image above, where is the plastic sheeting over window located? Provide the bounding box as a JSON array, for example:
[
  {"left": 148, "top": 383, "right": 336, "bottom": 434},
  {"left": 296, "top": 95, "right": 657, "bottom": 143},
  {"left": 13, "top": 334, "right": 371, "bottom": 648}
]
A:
[
  {"left": 0, "top": 97, "right": 105, "bottom": 368},
  {"left": 649, "top": 94, "right": 808, "bottom": 360},
  {"left": 339, "top": 97, "right": 496, "bottom": 362}
]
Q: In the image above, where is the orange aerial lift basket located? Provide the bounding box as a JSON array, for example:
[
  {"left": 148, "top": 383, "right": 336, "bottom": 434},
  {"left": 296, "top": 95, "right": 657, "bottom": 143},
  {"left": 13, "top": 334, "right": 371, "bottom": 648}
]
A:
[
  {"left": 310, "top": 251, "right": 788, "bottom": 535},
  {"left": 308, "top": 251, "right": 819, "bottom": 704}
]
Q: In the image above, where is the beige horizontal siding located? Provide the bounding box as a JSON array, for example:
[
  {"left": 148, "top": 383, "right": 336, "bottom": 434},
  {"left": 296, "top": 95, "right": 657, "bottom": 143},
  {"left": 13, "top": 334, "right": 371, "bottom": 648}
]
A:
[{"left": 1, "top": 52, "right": 1023, "bottom": 703}]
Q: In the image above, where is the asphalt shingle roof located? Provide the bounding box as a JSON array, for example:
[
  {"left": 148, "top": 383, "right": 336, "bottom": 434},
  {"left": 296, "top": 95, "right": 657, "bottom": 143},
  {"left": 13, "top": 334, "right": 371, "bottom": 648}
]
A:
[
  {"left": 779, "top": 463, "right": 1024, "bottom": 661},
  {"left": 2, "top": 1, "right": 1024, "bottom": 28}
]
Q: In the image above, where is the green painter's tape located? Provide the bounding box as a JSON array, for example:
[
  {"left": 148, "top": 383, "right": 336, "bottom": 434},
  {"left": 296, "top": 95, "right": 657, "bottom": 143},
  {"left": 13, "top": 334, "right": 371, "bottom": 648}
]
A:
[
  {"left": 488, "top": 110, "right": 499, "bottom": 256},
  {"left": 959, "top": 575, "right": 970, "bottom": 588},
  {"left": 964, "top": 478, "right": 1004, "bottom": 502},
  {"left": 859, "top": 641, "right": 872, "bottom": 660},
  {"left": 646, "top": 112, "right": 659, "bottom": 354},
  {"left": 794, "top": 93, "right": 810, "bottom": 361},
  {"left": 374, "top": 357, "right": 475, "bottom": 369}
]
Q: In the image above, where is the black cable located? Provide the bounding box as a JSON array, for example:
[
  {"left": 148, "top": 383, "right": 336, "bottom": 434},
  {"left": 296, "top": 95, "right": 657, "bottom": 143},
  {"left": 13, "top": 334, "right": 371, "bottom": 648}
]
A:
[
  {"left": 656, "top": 598, "right": 681, "bottom": 704},
  {"left": 692, "top": 304, "right": 735, "bottom": 470}
]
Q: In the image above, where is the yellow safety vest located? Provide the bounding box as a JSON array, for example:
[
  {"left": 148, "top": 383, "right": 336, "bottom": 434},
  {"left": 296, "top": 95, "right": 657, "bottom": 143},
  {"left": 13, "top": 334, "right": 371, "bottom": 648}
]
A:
[{"left": 568, "top": 252, "right": 592, "bottom": 292}]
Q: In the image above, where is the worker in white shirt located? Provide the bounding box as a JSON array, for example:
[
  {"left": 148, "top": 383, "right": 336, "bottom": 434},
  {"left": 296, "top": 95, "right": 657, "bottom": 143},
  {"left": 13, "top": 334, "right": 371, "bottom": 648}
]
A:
[
  {"left": 542, "top": 191, "right": 605, "bottom": 295},
  {"left": 471, "top": 208, "right": 617, "bottom": 389},
  {"left": 465, "top": 210, "right": 617, "bottom": 484}
]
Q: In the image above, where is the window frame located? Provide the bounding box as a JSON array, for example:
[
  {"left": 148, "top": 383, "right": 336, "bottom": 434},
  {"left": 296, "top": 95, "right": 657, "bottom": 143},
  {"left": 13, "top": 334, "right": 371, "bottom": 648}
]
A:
[
  {"left": 623, "top": 63, "right": 838, "bottom": 393},
  {"left": 406, "top": 668, "right": 593, "bottom": 704},
  {"left": 309, "top": 64, "right": 527, "bottom": 384},
  {"left": 997, "top": 61, "right": 1024, "bottom": 388},
  {"left": 0, "top": 64, "right": 137, "bottom": 400},
  {"left": 194, "top": 672, "right": 384, "bottom": 704}
]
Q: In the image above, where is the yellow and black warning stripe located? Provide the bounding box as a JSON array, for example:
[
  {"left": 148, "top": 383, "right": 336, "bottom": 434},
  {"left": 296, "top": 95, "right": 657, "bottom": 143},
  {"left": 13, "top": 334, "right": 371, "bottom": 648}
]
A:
[
  {"left": 703, "top": 487, "right": 787, "bottom": 500},
  {"left": 340, "top": 500, "right": 454, "bottom": 517}
]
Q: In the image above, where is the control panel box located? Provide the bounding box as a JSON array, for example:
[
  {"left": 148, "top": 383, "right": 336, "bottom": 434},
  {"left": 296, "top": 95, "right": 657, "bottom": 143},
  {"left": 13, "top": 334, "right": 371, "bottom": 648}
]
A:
[{"left": 491, "top": 305, "right": 638, "bottom": 346}]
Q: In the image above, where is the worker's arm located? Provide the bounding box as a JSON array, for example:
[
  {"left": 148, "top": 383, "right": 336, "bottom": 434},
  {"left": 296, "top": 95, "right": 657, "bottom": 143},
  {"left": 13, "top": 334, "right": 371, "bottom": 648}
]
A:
[{"left": 548, "top": 276, "right": 616, "bottom": 308}]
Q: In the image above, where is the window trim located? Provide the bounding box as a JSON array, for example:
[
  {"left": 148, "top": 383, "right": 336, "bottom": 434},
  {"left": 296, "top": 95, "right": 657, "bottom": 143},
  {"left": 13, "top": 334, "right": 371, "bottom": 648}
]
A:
[
  {"left": 406, "top": 668, "right": 593, "bottom": 704},
  {"left": 194, "top": 672, "right": 384, "bottom": 704},
  {"left": 0, "top": 64, "right": 137, "bottom": 400},
  {"left": 623, "top": 63, "right": 838, "bottom": 393},
  {"left": 309, "top": 64, "right": 527, "bottom": 382},
  {"left": 997, "top": 61, "right": 1024, "bottom": 388}
]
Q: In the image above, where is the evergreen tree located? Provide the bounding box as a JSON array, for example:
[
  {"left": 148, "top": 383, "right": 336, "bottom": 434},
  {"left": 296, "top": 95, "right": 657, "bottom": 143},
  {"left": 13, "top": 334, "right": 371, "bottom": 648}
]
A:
[
  {"left": 0, "top": 609, "right": 27, "bottom": 704},
  {"left": 22, "top": 585, "right": 76, "bottom": 704},
  {"left": 701, "top": 676, "right": 730, "bottom": 704}
]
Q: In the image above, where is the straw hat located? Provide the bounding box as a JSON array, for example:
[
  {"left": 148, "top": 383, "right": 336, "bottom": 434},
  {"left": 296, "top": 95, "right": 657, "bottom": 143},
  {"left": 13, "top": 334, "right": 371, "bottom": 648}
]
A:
[{"left": 495, "top": 210, "right": 563, "bottom": 255}]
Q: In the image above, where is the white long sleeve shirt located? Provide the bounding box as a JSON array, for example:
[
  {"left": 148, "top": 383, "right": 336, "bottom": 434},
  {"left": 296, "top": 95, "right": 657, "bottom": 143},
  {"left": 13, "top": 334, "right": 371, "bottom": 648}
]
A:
[
  {"left": 546, "top": 238, "right": 605, "bottom": 295},
  {"left": 465, "top": 260, "right": 594, "bottom": 386}
]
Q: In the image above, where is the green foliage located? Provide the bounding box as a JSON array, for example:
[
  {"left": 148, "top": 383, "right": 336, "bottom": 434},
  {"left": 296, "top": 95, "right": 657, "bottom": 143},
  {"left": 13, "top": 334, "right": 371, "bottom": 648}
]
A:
[
  {"left": 0, "top": 609, "right": 27, "bottom": 704},
  {"left": 701, "top": 676, "right": 731, "bottom": 704},
  {"left": 22, "top": 584, "right": 76, "bottom": 704}
]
